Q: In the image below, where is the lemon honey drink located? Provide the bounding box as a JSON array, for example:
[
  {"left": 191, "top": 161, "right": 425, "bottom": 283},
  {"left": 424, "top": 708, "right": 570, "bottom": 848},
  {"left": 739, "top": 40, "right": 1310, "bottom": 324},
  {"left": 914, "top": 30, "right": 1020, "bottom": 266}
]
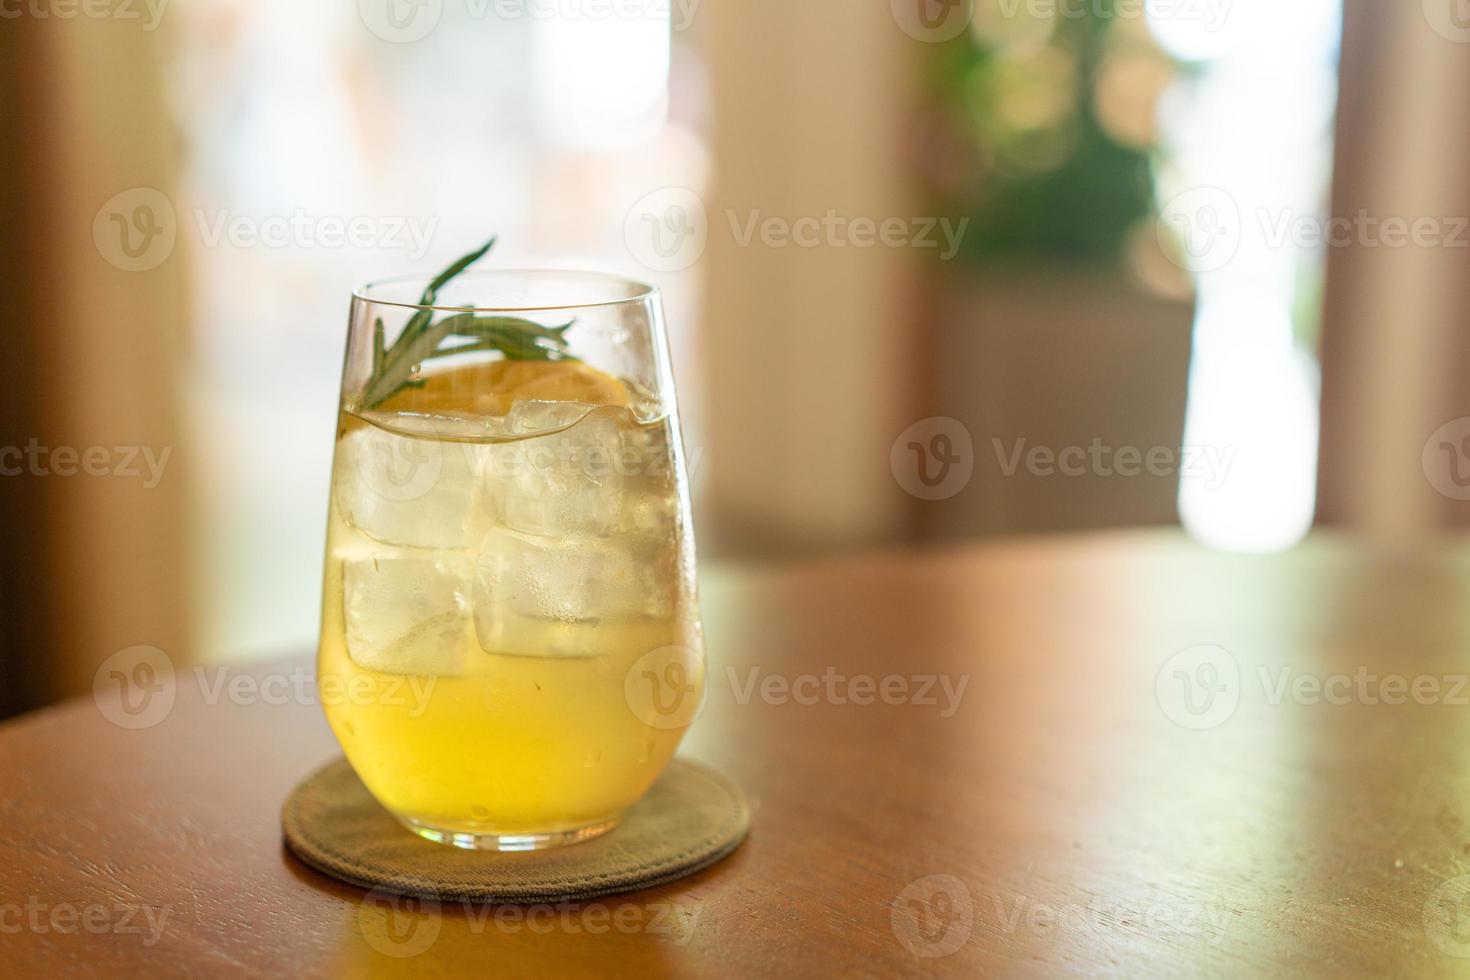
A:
[{"left": 318, "top": 350, "right": 705, "bottom": 848}]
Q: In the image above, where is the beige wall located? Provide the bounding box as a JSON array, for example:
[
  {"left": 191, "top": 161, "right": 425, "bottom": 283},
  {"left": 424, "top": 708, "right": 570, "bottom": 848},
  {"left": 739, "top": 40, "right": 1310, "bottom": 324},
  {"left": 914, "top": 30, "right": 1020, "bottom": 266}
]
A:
[
  {"left": 17, "top": 16, "right": 190, "bottom": 699},
  {"left": 1318, "top": 0, "right": 1470, "bottom": 534},
  {"left": 698, "top": 0, "right": 925, "bottom": 557}
]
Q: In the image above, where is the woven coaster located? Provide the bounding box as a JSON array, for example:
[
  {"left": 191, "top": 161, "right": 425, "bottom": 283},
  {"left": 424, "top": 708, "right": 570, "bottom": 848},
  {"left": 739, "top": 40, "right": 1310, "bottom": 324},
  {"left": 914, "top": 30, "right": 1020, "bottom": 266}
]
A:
[{"left": 282, "top": 757, "right": 749, "bottom": 904}]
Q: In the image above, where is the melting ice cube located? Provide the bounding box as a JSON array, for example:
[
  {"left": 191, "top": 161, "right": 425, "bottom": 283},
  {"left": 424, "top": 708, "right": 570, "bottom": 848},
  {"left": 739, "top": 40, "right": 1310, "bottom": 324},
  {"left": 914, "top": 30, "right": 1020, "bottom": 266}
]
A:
[
  {"left": 482, "top": 402, "right": 627, "bottom": 537},
  {"left": 335, "top": 422, "right": 479, "bottom": 549},
  {"left": 473, "top": 527, "right": 660, "bottom": 657},
  {"left": 343, "top": 548, "right": 473, "bottom": 675}
]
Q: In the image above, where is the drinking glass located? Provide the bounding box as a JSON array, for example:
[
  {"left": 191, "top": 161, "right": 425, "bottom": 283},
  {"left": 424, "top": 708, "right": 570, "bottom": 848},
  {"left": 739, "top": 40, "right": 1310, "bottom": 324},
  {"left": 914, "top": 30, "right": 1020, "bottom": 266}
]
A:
[{"left": 316, "top": 269, "right": 705, "bottom": 851}]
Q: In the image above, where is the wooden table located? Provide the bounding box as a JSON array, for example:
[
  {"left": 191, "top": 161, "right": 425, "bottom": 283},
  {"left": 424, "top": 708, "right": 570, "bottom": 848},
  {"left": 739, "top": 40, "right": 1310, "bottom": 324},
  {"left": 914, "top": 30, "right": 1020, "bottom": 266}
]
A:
[{"left": 6, "top": 531, "right": 1470, "bottom": 977}]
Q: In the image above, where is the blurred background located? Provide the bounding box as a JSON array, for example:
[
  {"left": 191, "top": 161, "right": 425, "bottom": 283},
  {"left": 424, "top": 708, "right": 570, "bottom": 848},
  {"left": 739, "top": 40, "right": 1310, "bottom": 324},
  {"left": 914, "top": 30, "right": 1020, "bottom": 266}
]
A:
[{"left": 3, "top": 0, "right": 1469, "bottom": 719}]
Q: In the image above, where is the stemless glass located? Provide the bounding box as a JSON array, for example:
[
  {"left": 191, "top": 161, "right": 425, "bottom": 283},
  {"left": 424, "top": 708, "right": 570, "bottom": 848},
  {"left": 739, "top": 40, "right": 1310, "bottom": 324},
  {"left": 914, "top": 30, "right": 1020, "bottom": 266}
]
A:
[{"left": 316, "top": 269, "right": 705, "bottom": 851}]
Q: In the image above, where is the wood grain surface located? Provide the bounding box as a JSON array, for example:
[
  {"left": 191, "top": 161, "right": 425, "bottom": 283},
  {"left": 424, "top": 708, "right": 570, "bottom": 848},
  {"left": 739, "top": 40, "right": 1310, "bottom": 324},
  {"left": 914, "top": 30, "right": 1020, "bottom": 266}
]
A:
[{"left": 5, "top": 531, "right": 1470, "bottom": 977}]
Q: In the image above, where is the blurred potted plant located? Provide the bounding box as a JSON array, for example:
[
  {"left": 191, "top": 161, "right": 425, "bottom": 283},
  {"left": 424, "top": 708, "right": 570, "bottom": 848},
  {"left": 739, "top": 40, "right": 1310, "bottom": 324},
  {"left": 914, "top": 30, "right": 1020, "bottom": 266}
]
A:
[{"left": 916, "top": 4, "right": 1198, "bottom": 538}]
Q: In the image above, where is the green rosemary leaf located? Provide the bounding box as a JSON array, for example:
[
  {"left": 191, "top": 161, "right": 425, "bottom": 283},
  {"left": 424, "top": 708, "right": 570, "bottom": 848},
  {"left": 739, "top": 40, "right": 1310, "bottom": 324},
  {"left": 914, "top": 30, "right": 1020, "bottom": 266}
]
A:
[
  {"left": 376, "top": 238, "right": 498, "bottom": 381},
  {"left": 439, "top": 314, "right": 575, "bottom": 343},
  {"left": 428, "top": 323, "right": 577, "bottom": 362},
  {"left": 425, "top": 336, "right": 565, "bottom": 362},
  {"left": 360, "top": 238, "right": 578, "bottom": 410},
  {"left": 477, "top": 328, "right": 567, "bottom": 361},
  {"left": 421, "top": 237, "right": 495, "bottom": 306}
]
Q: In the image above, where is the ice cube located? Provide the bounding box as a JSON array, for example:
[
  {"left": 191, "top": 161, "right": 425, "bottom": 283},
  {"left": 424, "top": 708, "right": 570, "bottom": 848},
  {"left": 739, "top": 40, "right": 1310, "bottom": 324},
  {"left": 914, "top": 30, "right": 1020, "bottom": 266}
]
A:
[
  {"left": 335, "top": 422, "right": 479, "bottom": 549},
  {"left": 625, "top": 488, "right": 677, "bottom": 542},
  {"left": 473, "top": 528, "right": 665, "bottom": 657},
  {"left": 343, "top": 549, "right": 473, "bottom": 675},
  {"left": 481, "top": 402, "right": 626, "bottom": 537},
  {"left": 506, "top": 399, "right": 597, "bottom": 437}
]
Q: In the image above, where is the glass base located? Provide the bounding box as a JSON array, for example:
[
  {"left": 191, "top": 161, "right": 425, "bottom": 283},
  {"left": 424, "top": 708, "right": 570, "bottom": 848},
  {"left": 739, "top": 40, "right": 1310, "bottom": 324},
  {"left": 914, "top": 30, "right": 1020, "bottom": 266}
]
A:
[{"left": 399, "top": 815, "right": 619, "bottom": 852}]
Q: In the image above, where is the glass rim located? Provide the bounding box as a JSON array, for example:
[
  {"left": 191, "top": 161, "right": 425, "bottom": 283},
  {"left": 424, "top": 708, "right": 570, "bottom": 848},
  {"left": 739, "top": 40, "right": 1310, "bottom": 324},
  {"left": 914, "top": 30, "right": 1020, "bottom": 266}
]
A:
[{"left": 352, "top": 268, "right": 659, "bottom": 315}]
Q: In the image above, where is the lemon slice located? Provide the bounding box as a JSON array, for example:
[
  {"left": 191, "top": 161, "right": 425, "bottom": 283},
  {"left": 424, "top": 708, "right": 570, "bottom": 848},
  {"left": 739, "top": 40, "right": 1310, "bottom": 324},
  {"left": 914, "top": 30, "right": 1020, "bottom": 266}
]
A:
[{"left": 380, "top": 359, "right": 629, "bottom": 417}]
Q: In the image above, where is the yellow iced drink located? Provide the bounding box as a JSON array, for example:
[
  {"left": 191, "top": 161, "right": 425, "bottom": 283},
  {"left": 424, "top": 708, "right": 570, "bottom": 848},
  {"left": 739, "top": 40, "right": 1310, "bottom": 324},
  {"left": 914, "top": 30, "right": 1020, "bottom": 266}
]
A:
[{"left": 317, "top": 361, "right": 703, "bottom": 844}]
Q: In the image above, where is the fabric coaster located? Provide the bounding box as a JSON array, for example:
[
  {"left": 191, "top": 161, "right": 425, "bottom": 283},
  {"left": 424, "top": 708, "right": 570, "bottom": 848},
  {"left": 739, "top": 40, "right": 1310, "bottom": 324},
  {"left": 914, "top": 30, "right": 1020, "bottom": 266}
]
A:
[{"left": 282, "top": 757, "right": 749, "bottom": 903}]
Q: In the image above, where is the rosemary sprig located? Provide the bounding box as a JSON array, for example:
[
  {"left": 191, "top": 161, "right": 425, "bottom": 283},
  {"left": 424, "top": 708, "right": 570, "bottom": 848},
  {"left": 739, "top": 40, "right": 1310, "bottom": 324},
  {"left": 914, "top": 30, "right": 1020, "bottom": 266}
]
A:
[{"left": 359, "top": 238, "right": 575, "bottom": 409}]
